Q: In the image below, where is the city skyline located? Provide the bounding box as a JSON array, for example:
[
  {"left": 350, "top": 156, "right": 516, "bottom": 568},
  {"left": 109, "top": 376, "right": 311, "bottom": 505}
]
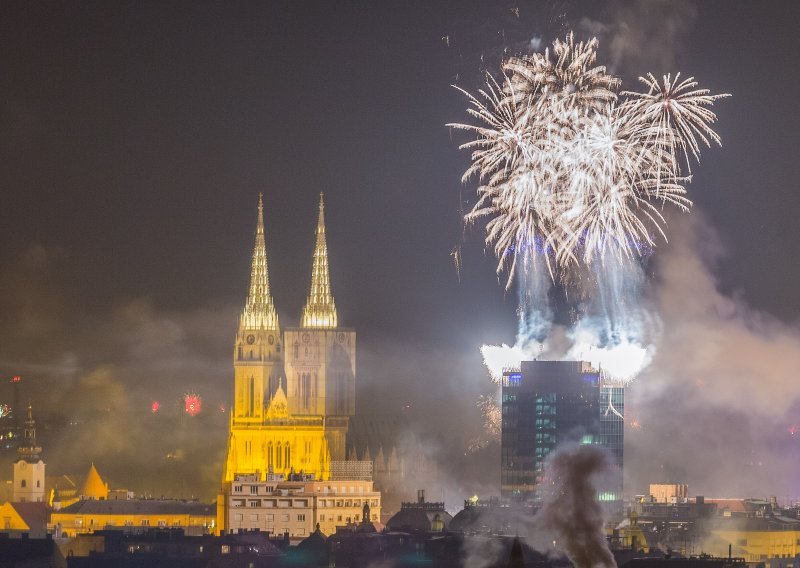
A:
[{"left": 1, "top": 1, "right": 799, "bottom": 502}]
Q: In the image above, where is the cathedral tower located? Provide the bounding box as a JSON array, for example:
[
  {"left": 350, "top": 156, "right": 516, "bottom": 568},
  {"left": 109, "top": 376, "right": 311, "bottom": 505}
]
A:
[
  {"left": 233, "top": 194, "right": 282, "bottom": 422},
  {"left": 285, "top": 194, "right": 356, "bottom": 461}
]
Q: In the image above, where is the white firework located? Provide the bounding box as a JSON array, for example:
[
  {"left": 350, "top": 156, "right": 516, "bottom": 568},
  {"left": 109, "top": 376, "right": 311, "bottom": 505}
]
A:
[{"left": 451, "top": 34, "right": 727, "bottom": 286}]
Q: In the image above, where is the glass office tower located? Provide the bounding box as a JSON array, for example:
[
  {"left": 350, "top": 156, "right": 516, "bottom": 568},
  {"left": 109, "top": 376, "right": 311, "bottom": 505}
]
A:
[{"left": 501, "top": 360, "right": 624, "bottom": 503}]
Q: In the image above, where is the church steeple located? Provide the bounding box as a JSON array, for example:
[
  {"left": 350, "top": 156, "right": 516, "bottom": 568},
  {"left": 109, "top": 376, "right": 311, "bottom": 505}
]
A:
[
  {"left": 18, "top": 403, "right": 42, "bottom": 462},
  {"left": 240, "top": 194, "right": 279, "bottom": 331},
  {"left": 301, "top": 194, "right": 338, "bottom": 328}
]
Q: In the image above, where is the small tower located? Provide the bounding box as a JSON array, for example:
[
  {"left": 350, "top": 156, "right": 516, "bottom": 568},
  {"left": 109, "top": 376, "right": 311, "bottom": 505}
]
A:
[
  {"left": 13, "top": 404, "right": 45, "bottom": 503},
  {"left": 79, "top": 463, "right": 109, "bottom": 500}
]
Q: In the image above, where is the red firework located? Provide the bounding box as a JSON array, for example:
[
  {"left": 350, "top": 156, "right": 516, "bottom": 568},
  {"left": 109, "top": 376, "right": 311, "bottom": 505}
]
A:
[
  {"left": 184, "top": 393, "right": 202, "bottom": 416},
  {"left": 151, "top": 401, "right": 160, "bottom": 413}
]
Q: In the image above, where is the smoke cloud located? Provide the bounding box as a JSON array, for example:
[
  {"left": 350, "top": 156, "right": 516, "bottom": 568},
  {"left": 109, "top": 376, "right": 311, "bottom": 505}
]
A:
[
  {"left": 0, "top": 243, "right": 233, "bottom": 499},
  {"left": 578, "top": 0, "right": 698, "bottom": 76},
  {"left": 536, "top": 444, "right": 616, "bottom": 568},
  {"left": 626, "top": 213, "right": 800, "bottom": 498}
]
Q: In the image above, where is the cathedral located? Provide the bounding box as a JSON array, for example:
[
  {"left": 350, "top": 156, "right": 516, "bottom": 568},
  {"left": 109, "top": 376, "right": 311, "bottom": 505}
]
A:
[{"left": 222, "top": 194, "right": 356, "bottom": 483}]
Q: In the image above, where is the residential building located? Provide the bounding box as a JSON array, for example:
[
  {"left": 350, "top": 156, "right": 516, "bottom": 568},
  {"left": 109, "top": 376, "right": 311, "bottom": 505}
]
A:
[{"left": 222, "top": 472, "right": 380, "bottom": 538}]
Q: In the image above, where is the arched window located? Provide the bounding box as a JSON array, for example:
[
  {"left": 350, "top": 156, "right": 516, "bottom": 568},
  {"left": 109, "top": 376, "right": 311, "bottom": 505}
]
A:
[
  {"left": 285, "top": 444, "right": 291, "bottom": 468},
  {"left": 276, "top": 443, "right": 283, "bottom": 469},
  {"left": 20, "top": 479, "right": 26, "bottom": 488},
  {"left": 268, "top": 443, "right": 273, "bottom": 468}
]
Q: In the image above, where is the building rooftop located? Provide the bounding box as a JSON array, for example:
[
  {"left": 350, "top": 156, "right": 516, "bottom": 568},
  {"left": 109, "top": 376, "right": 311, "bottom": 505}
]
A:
[{"left": 56, "top": 499, "right": 214, "bottom": 516}]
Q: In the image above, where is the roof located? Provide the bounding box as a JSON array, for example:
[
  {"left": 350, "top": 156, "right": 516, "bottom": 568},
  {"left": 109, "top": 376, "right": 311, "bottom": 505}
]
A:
[
  {"left": 55, "top": 499, "right": 215, "bottom": 516},
  {"left": 704, "top": 499, "right": 747, "bottom": 513},
  {"left": 346, "top": 413, "right": 410, "bottom": 459},
  {"left": 10, "top": 501, "right": 48, "bottom": 531},
  {"left": 78, "top": 463, "right": 108, "bottom": 499},
  {"left": 386, "top": 506, "right": 452, "bottom": 532}
]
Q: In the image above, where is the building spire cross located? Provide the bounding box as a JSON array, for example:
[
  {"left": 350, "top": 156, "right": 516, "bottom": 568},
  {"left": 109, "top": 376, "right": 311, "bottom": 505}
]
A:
[
  {"left": 301, "top": 193, "right": 337, "bottom": 328},
  {"left": 240, "top": 194, "right": 279, "bottom": 331}
]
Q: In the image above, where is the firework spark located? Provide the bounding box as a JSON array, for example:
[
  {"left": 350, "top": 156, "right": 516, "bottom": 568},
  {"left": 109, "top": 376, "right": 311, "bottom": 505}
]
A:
[{"left": 467, "top": 395, "right": 502, "bottom": 453}]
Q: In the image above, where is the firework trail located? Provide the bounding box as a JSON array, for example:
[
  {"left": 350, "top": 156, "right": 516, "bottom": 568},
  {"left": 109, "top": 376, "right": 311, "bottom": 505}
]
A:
[{"left": 451, "top": 33, "right": 726, "bottom": 429}]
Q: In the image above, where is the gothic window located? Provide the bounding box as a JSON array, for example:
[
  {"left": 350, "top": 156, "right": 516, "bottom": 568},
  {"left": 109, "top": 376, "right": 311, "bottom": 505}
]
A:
[
  {"left": 293, "top": 343, "right": 299, "bottom": 358},
  {"left": 268, "top": 443, "right": 273, "bottom": 468},
  {"left": 249, "top": 377, "right": 255, "bottom": 416},
  {"left": 276, "top": 443, "right": 283, "bottom": 469},
  {"left": 36, "top": 480, "right": 40, "bottom": 488},
  {"left": 285, "top": 444, "right": 291, "bottom": 467}
]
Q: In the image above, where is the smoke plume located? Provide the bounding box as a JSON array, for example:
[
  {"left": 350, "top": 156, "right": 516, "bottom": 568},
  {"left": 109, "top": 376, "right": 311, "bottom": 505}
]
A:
[{"left": 536, "top": 444, "right": 616, "bottom": 568}]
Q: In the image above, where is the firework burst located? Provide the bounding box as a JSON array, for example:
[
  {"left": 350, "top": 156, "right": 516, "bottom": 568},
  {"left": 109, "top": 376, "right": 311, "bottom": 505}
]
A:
[{"left": 451, "top": 32, "right": 727, "bottom": 287}]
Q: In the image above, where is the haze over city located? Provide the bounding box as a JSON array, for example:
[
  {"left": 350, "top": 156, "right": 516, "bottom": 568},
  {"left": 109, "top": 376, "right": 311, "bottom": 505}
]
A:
[{"left": 1, "top": 0, "right": 798, "bottom": 513}]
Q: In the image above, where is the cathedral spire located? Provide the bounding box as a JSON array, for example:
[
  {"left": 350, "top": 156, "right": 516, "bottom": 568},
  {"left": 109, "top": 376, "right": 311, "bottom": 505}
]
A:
[
  {"left": 240, "top": 194, "right": 280, "bottom": 330},
  {"left": 301, "top": 194, "right": 338, "bottom": 328}
]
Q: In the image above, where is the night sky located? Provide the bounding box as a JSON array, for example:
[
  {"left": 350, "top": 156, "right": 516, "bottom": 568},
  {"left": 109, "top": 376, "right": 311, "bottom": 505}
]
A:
[{"left": 1, "top": 1, "right": 799, "bottom": 501}]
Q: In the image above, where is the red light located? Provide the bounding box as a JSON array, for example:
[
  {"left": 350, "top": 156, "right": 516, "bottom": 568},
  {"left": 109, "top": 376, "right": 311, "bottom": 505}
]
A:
[
  {"left": 151, "top": 401, "right": 160, "bottom": 413},
  {"left": 11, "top": 376, "right": 21, "bottom": 383},
  {"left": 184, "top": 394, "right": 202, "bottom": 416}
]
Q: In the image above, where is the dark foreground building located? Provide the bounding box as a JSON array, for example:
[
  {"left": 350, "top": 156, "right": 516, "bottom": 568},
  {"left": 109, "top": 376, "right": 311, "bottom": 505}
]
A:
[{"left": 501, "top": 361, "right": 624, "bottom": 503}]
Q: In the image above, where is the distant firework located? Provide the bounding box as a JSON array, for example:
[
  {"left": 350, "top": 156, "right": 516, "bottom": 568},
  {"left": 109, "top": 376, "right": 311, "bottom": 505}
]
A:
[
  {"left": 0, "top": 404, "right": 9, "bottom": 418},
  {"left": 184, "top": 394, "right": 202, "bottom": 416},
  {"left": 219, "top": 403, "right": 226, "bottom": 413},
  {"left": 11, "top": 376, "right": 21, "bottom": 383},
  {"left": 151, "top": 401, "right": 160, "bottom": 413}
]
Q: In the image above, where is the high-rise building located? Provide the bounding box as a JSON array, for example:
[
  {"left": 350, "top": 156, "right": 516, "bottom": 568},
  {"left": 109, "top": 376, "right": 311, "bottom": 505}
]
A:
[
  {"left": 500, "top": 360, "right": 623, "bottom": 502},
  {"left": 222, "top": 195, "right": 356, "bottom": 484}
]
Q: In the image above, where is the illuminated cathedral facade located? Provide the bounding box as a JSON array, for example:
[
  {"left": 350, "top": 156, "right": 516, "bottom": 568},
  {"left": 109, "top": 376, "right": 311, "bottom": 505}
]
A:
[{"left": 222, "top": 195, "right": 355, "bottom": 483}]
